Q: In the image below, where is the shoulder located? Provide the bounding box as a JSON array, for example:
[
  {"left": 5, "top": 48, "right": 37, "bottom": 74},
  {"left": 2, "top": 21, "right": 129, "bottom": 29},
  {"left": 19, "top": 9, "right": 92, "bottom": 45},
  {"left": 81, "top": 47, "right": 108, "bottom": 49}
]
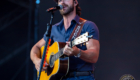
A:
[
  {"left": 50, "top": 22, "right": 60, "bottom": 31},
  {"left": 52, "top": 19, "right": 63, "bottom": 27},
  {"left": 83, "top": 20, "right": 98, "bottom": 31},
  {"left": 51, "top": 20, "right": 63, "bottom": 28},
  {"left": 85, "top": 20, "right": 97, "bottom": 27},
  {"left": 82, "top": 19, "right": 99, "bottom": 40},
  {"left": 53, "top": 22, "right": 60, "bottom": 26},
  {"left": 52, "top": 23, "right": 59, "bottom": 27}
]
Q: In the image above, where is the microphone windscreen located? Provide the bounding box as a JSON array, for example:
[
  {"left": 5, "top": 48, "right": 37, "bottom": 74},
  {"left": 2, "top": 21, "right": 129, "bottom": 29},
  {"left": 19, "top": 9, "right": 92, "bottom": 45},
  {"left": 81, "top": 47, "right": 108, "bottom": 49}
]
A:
[{"left": 58, "top": 5, "right": 63, "bottom": 10}]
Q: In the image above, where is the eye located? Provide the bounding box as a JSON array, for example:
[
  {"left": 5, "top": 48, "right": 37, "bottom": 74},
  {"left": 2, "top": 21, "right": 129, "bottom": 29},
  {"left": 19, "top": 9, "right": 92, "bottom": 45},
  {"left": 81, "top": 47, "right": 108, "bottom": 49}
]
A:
[{"left": 58, "top": 0, "right": 62, "bottom": 2}]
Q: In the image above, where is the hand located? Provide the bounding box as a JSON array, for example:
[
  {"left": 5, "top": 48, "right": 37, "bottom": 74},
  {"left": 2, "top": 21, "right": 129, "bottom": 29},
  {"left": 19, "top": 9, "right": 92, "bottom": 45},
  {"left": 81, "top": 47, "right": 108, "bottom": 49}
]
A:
[
  {"left": 63, "top": 42, "right": 80, "bottom": 56},
  {"left": 34, "top": 58, "right": 49, "bottom": 72}
]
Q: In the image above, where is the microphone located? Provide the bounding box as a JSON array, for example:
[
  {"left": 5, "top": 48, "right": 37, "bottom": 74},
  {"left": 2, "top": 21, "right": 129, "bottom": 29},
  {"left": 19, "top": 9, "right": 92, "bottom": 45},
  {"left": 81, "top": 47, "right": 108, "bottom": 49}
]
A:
[{"left": 47, "top": 5, "right": 63, "bottom": 12}]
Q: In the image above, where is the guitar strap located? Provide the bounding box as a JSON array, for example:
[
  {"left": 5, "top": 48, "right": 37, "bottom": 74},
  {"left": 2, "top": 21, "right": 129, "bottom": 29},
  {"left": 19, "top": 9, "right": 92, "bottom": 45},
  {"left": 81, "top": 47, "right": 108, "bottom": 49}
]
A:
[
  {"left": 68, "top": 18, "right": 87, "bottom": 41},
  {"left": 67, "top": 18, "right": 88, "bottom": 72}
]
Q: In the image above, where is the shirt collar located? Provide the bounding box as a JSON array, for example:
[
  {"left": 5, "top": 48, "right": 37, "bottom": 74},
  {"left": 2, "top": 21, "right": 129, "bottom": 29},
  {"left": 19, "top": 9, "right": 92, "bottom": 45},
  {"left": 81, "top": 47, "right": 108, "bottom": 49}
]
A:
[{"left": 56, "top": 15, "right": 80, "bottom": 26}]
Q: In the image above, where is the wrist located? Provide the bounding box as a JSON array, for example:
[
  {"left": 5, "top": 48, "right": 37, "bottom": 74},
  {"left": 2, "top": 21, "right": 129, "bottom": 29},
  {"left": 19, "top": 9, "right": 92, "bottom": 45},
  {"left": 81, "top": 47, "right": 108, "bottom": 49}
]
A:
[{"left": 33, "top": 56, "right": 41, "bottom": 65}]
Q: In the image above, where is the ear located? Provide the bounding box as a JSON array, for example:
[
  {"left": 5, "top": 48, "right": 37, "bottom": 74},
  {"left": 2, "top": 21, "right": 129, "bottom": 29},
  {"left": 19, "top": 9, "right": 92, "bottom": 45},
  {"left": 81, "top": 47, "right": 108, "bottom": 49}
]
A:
[{"left": 74, "top": 0, "right": 78, "bottom": 6}]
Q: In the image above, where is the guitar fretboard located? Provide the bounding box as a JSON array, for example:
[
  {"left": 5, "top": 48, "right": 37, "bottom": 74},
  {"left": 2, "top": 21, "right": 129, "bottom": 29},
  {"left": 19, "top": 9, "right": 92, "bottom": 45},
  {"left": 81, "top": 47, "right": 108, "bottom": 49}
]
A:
[{"left": 52, "top": 48, "right": 64, "bottom": 61}]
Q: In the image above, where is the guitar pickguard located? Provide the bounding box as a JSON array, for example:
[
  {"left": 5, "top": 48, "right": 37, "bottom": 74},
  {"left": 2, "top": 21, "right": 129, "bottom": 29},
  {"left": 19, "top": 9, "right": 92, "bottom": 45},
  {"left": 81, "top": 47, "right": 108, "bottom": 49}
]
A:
[{"left": 46, "top": 66, "right": 54, "bottom": 76}]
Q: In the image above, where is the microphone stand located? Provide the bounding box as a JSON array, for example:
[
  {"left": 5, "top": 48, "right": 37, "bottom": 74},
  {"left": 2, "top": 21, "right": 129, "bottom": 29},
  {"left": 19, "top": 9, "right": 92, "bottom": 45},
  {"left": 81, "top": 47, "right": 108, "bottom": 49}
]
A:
[{"left": 37, "top": 11, "right": 54, "bottom": 80}]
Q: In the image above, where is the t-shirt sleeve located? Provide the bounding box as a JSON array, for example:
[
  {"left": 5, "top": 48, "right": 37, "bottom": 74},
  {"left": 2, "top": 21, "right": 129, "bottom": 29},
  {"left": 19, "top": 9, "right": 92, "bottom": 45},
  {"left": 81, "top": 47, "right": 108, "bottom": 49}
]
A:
[{"left": 85, "top": 21, "right": 99, "bottom": 40}]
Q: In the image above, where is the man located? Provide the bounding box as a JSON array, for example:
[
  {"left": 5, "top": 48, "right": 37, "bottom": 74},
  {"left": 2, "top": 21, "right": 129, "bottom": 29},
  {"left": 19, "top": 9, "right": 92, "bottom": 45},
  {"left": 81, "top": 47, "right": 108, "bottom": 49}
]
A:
[{"left": 30, "top": 0, "right": 100, "bottom": 80}]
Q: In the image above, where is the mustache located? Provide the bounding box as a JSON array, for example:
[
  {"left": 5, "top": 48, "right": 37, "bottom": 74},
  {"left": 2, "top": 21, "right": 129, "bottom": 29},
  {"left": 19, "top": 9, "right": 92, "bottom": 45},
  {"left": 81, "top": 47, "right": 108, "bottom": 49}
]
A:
[{"left": 62, "top": 3, "right": 68, "bottom": 7}]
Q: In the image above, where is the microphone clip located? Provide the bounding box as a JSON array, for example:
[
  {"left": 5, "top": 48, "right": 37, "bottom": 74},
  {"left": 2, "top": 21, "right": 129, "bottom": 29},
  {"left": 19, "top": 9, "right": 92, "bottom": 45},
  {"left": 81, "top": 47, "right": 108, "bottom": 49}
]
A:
[{"left": 47, "top": 5, "right": 63, "bottom": 13}]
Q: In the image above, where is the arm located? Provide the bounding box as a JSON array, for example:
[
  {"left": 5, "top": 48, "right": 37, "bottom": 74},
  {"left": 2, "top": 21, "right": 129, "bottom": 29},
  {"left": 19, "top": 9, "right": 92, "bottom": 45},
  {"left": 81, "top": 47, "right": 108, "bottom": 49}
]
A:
[
  {"left": 63, "top": 39, "right": 100, "bottom": 63},
  {"left": 77, "top": 21, "right": 100, "bottom": 63},
  {"left": 63, "top": 21, "right": 100, "bottom": 63},
  {"left": 78, "top": 39, "right": 100, "bottom": 63},
  {"left": 30, "top": 38, "right": 48, "bottom": 71}
]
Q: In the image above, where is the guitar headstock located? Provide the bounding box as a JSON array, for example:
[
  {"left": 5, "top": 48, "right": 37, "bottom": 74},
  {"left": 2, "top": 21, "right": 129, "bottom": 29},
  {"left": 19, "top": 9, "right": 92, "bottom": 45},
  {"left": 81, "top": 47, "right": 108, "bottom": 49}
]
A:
[{"left": 73, "top": 32, "right": 93, "bottom": 46}]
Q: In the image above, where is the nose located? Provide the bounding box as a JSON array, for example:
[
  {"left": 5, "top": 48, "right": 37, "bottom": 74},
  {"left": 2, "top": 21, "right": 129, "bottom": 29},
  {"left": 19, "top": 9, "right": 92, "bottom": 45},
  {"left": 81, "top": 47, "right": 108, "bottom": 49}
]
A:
[
  {"left": 59, "top": 0, "right": 65, "bottom": 4},
  {"left": 62, "top": 0, "right": 65, "bottom": 3}
]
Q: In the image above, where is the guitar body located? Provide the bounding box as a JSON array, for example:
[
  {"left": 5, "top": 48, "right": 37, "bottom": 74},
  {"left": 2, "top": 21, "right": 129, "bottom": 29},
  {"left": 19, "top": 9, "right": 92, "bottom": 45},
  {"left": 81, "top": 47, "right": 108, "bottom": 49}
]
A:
[
  {"left": 37, "top": 42, "right": 69, "bottom": 80},
  {"left": 37, "top": 32, "right": 91, "bottom": 80}
]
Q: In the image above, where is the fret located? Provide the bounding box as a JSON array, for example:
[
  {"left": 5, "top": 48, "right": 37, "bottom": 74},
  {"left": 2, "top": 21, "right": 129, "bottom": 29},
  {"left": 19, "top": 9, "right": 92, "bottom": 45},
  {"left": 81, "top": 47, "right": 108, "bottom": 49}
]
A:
[
  {"left": 71, "top": 41, "right": 75, "bottom": 47},
  {"left": 52, "top": 48, "right": 64, "bottom": 61},
  {"left": 56, "top": 52, "right": 59, "bottom": 60}
]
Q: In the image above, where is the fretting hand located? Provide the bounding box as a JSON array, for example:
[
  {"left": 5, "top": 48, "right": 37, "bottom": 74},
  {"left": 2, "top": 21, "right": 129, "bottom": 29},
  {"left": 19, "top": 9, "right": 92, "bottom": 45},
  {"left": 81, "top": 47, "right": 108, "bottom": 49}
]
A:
[{"left": 63, "top": 42, "right": 80, "bottom": 56}]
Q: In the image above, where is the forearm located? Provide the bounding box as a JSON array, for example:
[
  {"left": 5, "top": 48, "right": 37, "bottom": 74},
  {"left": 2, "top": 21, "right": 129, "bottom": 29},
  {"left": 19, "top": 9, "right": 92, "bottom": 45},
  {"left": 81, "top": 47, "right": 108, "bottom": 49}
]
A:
[
  {"left": 79, "top": 49, "right": 99, "bottom": 63},
  {"left": 30, "top": 46, "right": 41, "bottom": 64},
  {"left": 30, "top": 38, "right": 46, "bottom": 64}
]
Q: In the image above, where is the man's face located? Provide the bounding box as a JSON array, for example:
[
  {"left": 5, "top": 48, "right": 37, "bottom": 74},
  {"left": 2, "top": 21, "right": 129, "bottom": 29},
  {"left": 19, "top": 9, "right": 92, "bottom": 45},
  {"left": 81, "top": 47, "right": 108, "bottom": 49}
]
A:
[{"left": 58, "top": 0, "right": 74, "bottom": 16}]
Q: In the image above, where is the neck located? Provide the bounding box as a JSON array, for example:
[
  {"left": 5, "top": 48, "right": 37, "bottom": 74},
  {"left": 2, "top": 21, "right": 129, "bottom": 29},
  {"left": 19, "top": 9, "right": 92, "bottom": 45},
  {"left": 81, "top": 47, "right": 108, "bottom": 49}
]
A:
[{"left": 63, "top": 12, "right": 76, "bottom": 30}]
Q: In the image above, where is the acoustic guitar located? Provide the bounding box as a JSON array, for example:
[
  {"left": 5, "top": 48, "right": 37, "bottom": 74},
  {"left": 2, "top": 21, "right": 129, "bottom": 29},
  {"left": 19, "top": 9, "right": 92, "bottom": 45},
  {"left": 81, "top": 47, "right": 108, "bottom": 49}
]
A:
[{"left": 37, "top": 32, "right": 92, "bottom": 80}]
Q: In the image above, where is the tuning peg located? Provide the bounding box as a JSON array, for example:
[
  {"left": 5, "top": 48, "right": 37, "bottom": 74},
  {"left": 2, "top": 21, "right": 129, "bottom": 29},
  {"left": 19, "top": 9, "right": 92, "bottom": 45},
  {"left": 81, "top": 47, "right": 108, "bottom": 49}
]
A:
[
  {"left": 83, "top": 43, "right": 86, "bottom": 45},
  {"left": 86, "top": 35, "right": 93, "bottom": 39}
]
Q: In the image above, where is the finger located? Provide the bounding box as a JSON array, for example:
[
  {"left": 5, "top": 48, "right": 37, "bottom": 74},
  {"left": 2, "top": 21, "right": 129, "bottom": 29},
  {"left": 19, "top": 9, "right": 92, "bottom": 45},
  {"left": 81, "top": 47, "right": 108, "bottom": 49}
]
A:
[
  {"left": 36, "top": 64, "right": 41, "bottom": 71},
  {"left": 65, "top": 48, "right": 73, "bottom": 53},
  {"left": 63, "top": 50, "right": 69, "bottom": 55},
  {"left": 66, "top": 42, "right": 70, "bottom": 44},
  {"left": 67, "top": 51, "right": 73, "bottom": 55},
  {"left": 65, "top": 49, "right": 72, "bottom": 53},
  {"left": 64, "top": 50, "right": 72, "bottom": 56},
  {"left": 37, "top": 66, "right": 47, "bottom": 72},
  {"left": 37, "top": 64, "right": 40, "bottom": 67},
  {"left": 63, "top": 46, "right": 68, "bottom": 53},
  {"left": 66, "top": 42, "right": 70, "bottom": 47},
  {"left": 67, "top": 47, "right": 73, "bottom": 51},
  {"left": 37, "top": 65, "right": 40, "bottom": 71},
  {"left": 42, "top": 67, "right": 47, "bottom": 71},
  {"left": 43, "top": 67, "right": 47, "bottom": 70},
  {"left": 37, "top": 66, "right": 40, "bottom": 72},
  {"left": 44, "top": 66, "right": 47, "bottom": 69},
  {"left": 64, "top": 50, "right": 68, "bottom": 54},
  {"left": 44, "top": 63, "right": 49, "bottom": 67},
  {"left": 36, "top": 67, "right": 39, "bottom": 72}
]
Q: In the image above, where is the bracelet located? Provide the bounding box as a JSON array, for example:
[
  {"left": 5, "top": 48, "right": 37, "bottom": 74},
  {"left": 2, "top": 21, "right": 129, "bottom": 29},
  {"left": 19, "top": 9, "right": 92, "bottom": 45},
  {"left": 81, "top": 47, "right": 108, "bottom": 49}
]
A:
[{"left": 74, "top": 49, "right": 81, "bottom": 58}]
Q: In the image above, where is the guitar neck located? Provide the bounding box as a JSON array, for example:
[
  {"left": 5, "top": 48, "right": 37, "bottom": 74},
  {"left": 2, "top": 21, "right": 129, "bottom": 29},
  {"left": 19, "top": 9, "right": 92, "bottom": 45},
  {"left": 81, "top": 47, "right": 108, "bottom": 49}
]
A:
[
  {"left": 52, "top": 32, "right": 91, "bottom": 61},
  {"left": 52, "top": 41, "right": 75, "bottom": 61},
  {"left": 52, "top": 48, "right": 64, "bottom": 61}
]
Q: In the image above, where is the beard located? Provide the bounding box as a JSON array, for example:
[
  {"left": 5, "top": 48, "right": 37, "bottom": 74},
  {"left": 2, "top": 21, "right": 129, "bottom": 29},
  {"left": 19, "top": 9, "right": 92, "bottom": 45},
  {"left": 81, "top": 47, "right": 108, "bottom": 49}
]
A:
[{"left": 60, "top": 3, "right": 74, "bottom": 16}]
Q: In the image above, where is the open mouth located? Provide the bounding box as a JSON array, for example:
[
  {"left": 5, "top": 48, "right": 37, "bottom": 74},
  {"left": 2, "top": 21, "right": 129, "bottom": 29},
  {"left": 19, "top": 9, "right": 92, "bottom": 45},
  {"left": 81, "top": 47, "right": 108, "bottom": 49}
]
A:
[
  {"left": 63, "top": 7, "right": 67, "bottom": 10},
  {"left": 62, "top": 4, "right": 68, "bottom": 9},
  {"left": 63, "top": 6, "right": 67, "bottom": 9}
]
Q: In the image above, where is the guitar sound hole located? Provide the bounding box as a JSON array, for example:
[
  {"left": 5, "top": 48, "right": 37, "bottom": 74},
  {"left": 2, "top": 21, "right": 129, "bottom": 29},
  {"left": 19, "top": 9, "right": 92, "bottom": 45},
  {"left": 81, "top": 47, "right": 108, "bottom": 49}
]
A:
[
  {"left": 49, "top": 55, "right": 54, "bottom": 68},
  {"left": 47, "top": 55, "right": 55, "bottom": 76}
]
